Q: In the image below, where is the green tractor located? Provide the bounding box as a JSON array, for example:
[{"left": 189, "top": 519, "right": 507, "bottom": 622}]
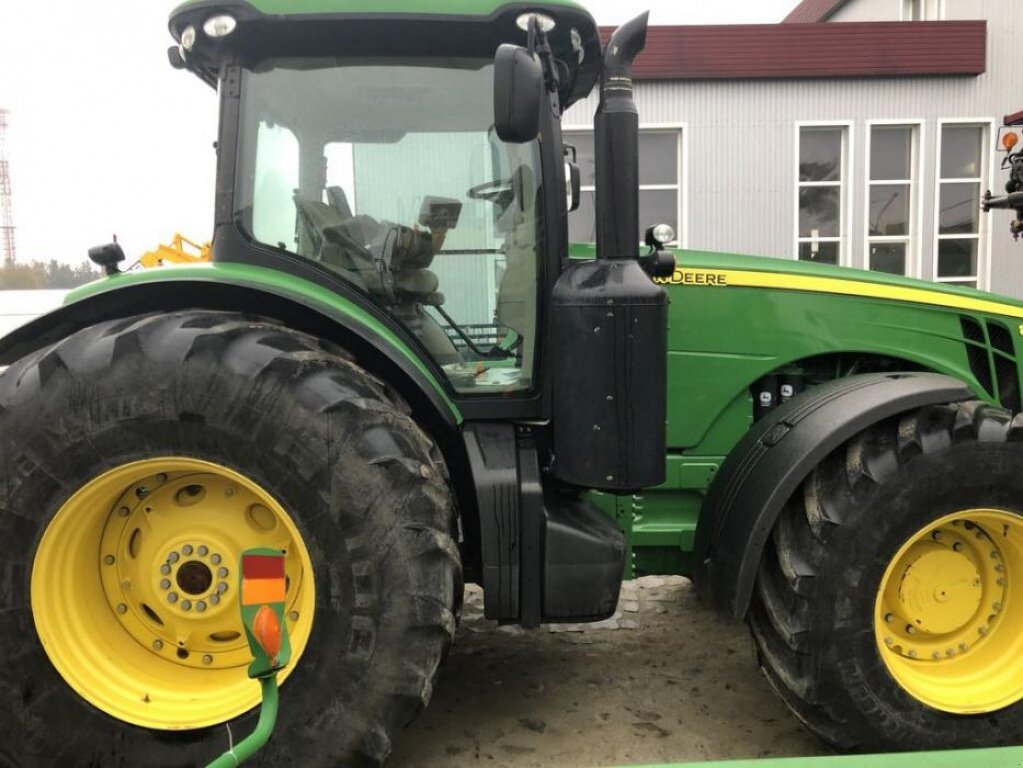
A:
[{"left": 6, "top": 1, "right": 1023, "bottom": 765}]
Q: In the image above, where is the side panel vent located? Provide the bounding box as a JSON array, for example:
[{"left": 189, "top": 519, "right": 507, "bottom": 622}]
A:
[
  {"left": 988, "top": 321, "right": 1015, "bottom": 357},
  {"left": 994, "top": 355, "right": 1022, "bottom": 412},
  {"left": 960, "top": 317, "right": 993, "bottom": 396}
]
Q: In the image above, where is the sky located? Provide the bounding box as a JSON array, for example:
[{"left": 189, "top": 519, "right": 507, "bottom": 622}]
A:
[{"left": 0, "top": 0, "right": 797, "bottom": 265}]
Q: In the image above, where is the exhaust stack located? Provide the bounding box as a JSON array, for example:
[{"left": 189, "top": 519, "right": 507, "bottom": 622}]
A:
[
  {"left": 549, "top": 12, "right": 666, "bottom": 493},
  {"left": 594, "top": 12, "right": 649, "bottom": 260}
]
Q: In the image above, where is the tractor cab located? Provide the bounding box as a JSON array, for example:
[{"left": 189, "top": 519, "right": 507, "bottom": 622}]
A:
[{"left": 168, "top": 1, "right": 602, "bottom": 395}]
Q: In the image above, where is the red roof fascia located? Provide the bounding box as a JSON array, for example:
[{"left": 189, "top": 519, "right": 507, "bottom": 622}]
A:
[
  {"left": 782, "top": 0, "right": 851, "bottom": 23},
  {"left": 1005, "top": 110, "right": 1023, "bottom": 127},
  {"left": 597, "top": 21, "right": 987, "bottom": 81}
]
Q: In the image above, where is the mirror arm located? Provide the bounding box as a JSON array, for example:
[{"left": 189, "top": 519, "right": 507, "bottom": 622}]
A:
[{"left": 528, "top": 16, "right": 561, "bottom": 93}]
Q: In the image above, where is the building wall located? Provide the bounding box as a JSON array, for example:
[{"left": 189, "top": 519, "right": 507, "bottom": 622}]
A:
[{"left": 565, "top": 0, "right": 1022, "bottom": 297}]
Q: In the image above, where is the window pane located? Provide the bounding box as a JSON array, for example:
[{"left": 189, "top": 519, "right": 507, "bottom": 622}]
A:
[
  {"left": 869, "top": 242, "right": 907, "bottom": 275},
  {"left": 638, "top": 132, "right": 679, "bottom": 185},
  {"left": 941, "top": 125, "right": 983, "bottom": 179},
  {"left": 568, "top": 189, "right": 596, "bottom": 244},
  {"left": 799, "top": 186, "right": 841, "bottom": 238},
  {"left": 939, "top": 182, "right": 980, "bottom": 234},
  {"left": 944, "top": 280, "right": 978, "bottom": 289},
  {"left": 870, "top": 127, "right": 912, "bottom": 181},
  {"left": 800, "top": 128, "right": 843, "bottom": 182},
  {"left": 937, "top": 239, "right": 979, "bottom": 278},
  {"left": 869, "top": 184, "right": 910, "bottom": 236},
  {"left": 568, "top": 133, "right": 596, "bottom": 187},
  {"left": 639, "top": 188, "right": 679, "bottom": 242},
  {"left": 798, "top": 241, "right": 839, "bottom": 265}
]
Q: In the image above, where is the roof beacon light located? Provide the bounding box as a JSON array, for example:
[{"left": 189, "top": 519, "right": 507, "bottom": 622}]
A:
[
  {"left": 203, "top": 14, "right": 237, "bottom": 39},
  {"left": 181, "top": 25, "right": 197, "bottom": 51},
  {"left": 1003, "top": 131, "right": 1020, "bottom": 153},
  {"left": 516, "top": 12, "right": 556, "bottom": 33}
]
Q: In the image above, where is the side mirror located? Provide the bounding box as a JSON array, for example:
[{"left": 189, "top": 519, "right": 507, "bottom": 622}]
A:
[
  {"left": 565, "top": 160, "right": 581, "bottom": 212},
  {"left": 494, "top": 44, "right": 544, "bottom": 143}
]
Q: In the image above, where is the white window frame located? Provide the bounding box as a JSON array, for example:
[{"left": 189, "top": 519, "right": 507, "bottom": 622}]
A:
[
  {"left": 863, "top": 120, "right": 925, "bottom": 277},
  {"left": 794, "top": 121, "right": 854, "bottom": 266},
  {"left": 563, "top": 123, "right": 689, "bottom": 248},
  {"left": 933, "top": 118, "right": 995, "bottom": 290},
  {"left": 901, "top": 0, "right": 944, "bottom": 20}
]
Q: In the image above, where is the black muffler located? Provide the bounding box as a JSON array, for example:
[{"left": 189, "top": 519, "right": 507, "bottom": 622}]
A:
[{"left": 550, "top": 12, "right": 668, "bottom": 493}]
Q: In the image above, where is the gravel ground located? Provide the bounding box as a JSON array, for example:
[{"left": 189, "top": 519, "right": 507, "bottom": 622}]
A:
[{"left": 388, "top": 577, "right": 829, "bottom": 768}]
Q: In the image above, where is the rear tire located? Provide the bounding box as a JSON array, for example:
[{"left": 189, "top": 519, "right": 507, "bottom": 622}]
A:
[
  {"left": 750, "top": 401, "right": 1023, "bottom": 751},
  {"left": 0, "top": 311, "right": 462, "bottom": 767}
]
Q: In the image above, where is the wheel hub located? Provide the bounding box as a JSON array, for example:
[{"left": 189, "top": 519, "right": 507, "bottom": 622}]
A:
[
  {"left": 32, "top": 458, "right": 315, "bottom": 729},
  {"left": 874, "top": 509, "right": 1023, "bottom": 713}
]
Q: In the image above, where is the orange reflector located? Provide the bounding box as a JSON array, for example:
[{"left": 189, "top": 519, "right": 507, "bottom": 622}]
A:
[
  {"left": 253, "top": 605, "right": 282, "bottom": 663},
  {"left": 1004, "top": 132, "right": 1020, "bottom": 152},
  {"left": 242, "top": 577, "right": 287, "bottom": 605}
]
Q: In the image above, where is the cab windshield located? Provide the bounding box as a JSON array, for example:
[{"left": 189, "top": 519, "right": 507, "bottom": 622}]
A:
[{"left": 235, "top": 57, "right": 542, "bottom": 394}]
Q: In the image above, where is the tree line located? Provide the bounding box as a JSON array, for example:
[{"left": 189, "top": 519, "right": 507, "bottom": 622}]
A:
[{"left": 0, "top": 258, "right": 100, "bottom": 289}]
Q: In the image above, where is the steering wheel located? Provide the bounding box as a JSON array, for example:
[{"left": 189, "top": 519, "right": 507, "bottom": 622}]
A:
[{"left": 467, "top": 178, "right": 514, "bottom": 205}]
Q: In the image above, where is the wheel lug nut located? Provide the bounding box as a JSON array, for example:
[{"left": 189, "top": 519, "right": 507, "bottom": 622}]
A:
[
  {"left": 103, "top": 555, "right": 115, "bottom": 566},
  {"left": 181, "top": 600, "right": 192, "bottom": 611},
  {"left": 168, "top": 592, "right": 178, "bottom": 604},
  {"left": 196, "top": 601, "right": 207, "bottom": 613},
  {"left": 202, "top": 655, "right": 213, "bottom": 665},
  {"left": 907, "top": 650, "right": 918, "bottom": 658},
  {"left": 885, "top": 637, "right": 894, "bottom": 647},
  {"left": 116, "top": 603, "right": 128, "bottom": 614},
  {"left": 979, "top": 626, "right": 989, "bottom": 636},
  {"left": 153, "top": 639, "right": 163, "bottom": 650},
  {"left": 160, "top": 579, "right": 171, "bottom": 590},
  {"left": 211, "top": 554, "right": 222, "bottom": 565},
  {"left": 998, "top": 578, "right": 1006, "bottom": 587},
  {"left": 931, "top": 652, "right": 941, "bottom": 660},
  {"left": 160, "top": 564, "right": 171, "bottom": 575},
  {"left": 959, "top": 642, "right": 969, "bottom": 651},
  {"left": 992, "top": 551, "right": 999, "bottom": 559},
  {"left": 906, "top": 625, "right": 916, "bottom": 634},
  {"left": 216, "top": 583, "right": 228, "bottom": 594},
  {"left": 946, "top": 648, "right": 955, "bottom": 657},
  {"left": 198, "top": 546, "right": 208, "bottom": 557},
  {"left": 931, "top": 531, "right": 942, "bottom": 541},
  {"left": 210, "top": 595, "right": 220, "bottom": 605},
  {"left": 289, "top": 611, "right": 299, "bottom": 621},
  {"left": 884, "top": 613, "right": 894, "bottom": 623},
  {"left": 168, "top": 552, "right": 180, "bottom": 564},
  {"left": 953, "top": 542, "right": 964, "bottom": 552},
  {"left": 182, "top": 545, "right": 193, "bottom": 556},
  {"left": 994, "top": 602, "right": 1003, "bottom": 611},
  {"left": 217, "top": 567, "right": 228, "bottom": 578}
]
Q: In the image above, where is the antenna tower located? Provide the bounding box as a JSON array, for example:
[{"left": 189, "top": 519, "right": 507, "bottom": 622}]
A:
[{"left": 0, "top": 109, "right": 16, "bottom": 262}]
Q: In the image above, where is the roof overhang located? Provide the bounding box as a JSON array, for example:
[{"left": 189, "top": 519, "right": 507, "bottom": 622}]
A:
[{"left": 598, "top": 20, "right": 987, "bottom": 81}]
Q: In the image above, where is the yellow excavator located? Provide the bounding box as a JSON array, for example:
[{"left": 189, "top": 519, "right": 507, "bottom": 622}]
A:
[{"left": 138, "top": 233, "right": 211, "bottom": 268}]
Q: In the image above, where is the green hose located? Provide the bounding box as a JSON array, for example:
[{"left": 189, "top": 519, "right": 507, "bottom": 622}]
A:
[{"left": 205, "top": 675, "right": 280, "bottom": 768}]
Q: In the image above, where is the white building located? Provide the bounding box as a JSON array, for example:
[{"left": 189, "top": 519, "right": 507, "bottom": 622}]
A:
[{"left": 565, "top": 0, "right": 1022, "bottom": 295}]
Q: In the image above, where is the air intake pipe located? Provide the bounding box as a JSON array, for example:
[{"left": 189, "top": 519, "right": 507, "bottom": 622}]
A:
[
  {"left": 595, "top": 11, "right": 649, "bottom": 261},
  {"left": 549, "top": 11, "right": 667, "bottom": 493}
]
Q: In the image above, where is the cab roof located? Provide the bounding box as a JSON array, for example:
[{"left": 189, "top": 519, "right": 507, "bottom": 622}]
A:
[{"left": 168, "top": 0, "right": 602, "bottom": 109}]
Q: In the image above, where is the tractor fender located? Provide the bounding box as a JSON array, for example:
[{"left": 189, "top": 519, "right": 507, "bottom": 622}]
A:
[
  {"left": 692, "top": 372, "right": 975, "bottom": 620},
  {"left": 0, "top": 274, "right": 459, "bottom": 427}
]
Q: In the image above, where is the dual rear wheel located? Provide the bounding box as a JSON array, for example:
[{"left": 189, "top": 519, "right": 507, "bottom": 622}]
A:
[{"left": 1, "top": 311, "right": 462, "bottom": 766}]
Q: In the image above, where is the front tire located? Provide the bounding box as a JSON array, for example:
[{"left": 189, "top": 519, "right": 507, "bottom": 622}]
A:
[
  {"left": 0, "top": 311, "right": 462, "bottom": 767},
  {"left": 750, "top": 401, "right": 1023, "bottom": 751}
]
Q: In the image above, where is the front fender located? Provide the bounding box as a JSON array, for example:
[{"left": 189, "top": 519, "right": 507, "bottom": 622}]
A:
[{"left": 692, "top": 372, "right": 975, "bottom": 619}]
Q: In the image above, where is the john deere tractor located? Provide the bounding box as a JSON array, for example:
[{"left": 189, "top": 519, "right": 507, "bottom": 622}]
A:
[{"left": 6, "top": 2, "right": 1023, "bottom": 766}]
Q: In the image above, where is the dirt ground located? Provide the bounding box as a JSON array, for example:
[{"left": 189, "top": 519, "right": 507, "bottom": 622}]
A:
[{"left": 388, "top": 577, "right": 829, "bottom": 768}]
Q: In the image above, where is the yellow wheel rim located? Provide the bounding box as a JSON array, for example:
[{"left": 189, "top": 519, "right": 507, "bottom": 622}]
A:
[
  {"left": 31, "top": 458, "right": 315, "bottom": 730},
  {"left": 874, "top": 508, "right": 1023, "bottom": 713}
]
